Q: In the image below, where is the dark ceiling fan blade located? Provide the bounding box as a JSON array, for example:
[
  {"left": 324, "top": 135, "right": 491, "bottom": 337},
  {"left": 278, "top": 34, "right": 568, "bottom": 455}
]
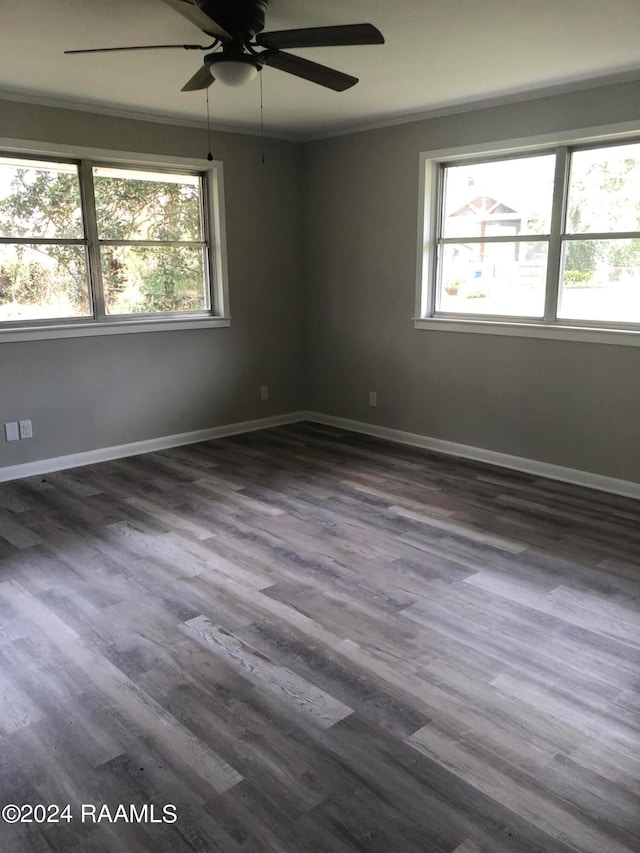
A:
[
  {"left": 262, "top": 51, "right": 357, "bottom": 91},
  {"left": 181, "top": 64, "right": 216, "bottom": 91},
  {"left": 256, "top": 23, "right": 384, "bottom": 50},
  {"left": 162, "top": 0, "right": 231, "bottom": 39},
  {"left": 65, "top": 43, "right": 208, "bottom": 55}
]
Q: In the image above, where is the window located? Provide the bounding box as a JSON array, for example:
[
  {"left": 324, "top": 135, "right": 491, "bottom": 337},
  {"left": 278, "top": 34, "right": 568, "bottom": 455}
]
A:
[
  {"left": 0, "top": 158, "right": 91, "bottom": 323},
  {"left": 417, "top": 137, "right": 640, "bottom": 340},
  {"left": 0, "top": 153, "right": 228, "bottom": 336},
  {"left": 561, "top": 143, "right": 640, "bottom": 325}
]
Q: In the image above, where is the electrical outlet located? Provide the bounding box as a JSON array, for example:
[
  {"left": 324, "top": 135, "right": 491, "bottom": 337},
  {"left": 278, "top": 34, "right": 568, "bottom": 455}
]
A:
[
  {"left": 4, "top": 422, "right": 19, "bottom": 442},
  {"left": 19, "top": 419, "right": 33, "bottom": 439},
  {"left": 260, "top": 385, "right": 269, "bottom": 401},
  {"left": 368, "top": 391, "right": 377, "bottom": 407}
]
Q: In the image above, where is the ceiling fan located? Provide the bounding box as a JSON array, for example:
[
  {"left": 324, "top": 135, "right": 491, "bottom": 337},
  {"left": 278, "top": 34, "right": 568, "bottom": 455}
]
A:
[{"left": 65, "top": 0, "right": 384, "bottom": 92}]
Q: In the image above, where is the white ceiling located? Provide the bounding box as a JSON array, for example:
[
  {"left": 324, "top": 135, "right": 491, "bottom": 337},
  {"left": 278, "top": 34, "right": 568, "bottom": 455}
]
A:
[{"left": 2, "top": 0, "right": 640, "bottom": 140}]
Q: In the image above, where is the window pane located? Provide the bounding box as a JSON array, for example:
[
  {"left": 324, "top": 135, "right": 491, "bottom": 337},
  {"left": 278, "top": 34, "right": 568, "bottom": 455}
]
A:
[
  {"left": 93, "top": 167, "right": 202, "bottom": 241},
  {"left": 438, "top": 241, "right": 547, "bottom": 317},
  {"left": 559, "top": 239, "right": 640, "bottom": 323},
  {"left": 442, "top": 155, "right": 555, "bottom": 239},
  {"left": 0, "top": 244, "right": 91, "bottom": 321},
  {"left": 567, "top": 143, "right": 640, "bottom": 234},
  {"left": 101, "top": 246, "right": 207, "bottom": 315},
  {"left": 0, "top": 158, "right": 83, "bottom": 239}
]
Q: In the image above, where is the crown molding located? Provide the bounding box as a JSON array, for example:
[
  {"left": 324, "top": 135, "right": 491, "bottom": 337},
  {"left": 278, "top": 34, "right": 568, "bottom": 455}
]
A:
[
  {"left": 3, "top": 66, "right": 640, "bottom": 144},
  {"left": 0, "top": 88, "right": 300, "bottom": 142},
  {"left": 304, "top": 67, "right": 640, "bottom": 141}
]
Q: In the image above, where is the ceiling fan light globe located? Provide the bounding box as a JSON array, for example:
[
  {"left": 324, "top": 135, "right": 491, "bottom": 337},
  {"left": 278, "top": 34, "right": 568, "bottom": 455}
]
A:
[{"left": 213, "top": 61, "right": 258, "bottom": 86}]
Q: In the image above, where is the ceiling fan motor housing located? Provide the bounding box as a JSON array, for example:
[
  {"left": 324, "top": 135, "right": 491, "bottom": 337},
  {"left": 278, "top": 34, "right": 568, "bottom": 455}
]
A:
[{"left": 195, "top": 0, "right": 269, "bottom": 38}]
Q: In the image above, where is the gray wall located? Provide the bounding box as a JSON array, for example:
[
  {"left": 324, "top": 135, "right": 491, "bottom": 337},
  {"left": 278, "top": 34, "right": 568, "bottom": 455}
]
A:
[
  {"left": 2, "top": 82, "right": 640, "bottom": 484},
  {"left": 0, "top": 101, "right": 305, "bottom": 465},
  {"left": 305, "top": 81, "right": 640, "bottom": 483}
]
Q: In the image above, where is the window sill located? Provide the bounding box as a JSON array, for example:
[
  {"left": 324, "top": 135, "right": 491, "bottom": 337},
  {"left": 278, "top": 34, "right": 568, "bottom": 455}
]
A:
[
  {"left": 413, "top": 317, "right": 640, "bottom": 347},
  {"left": 0, "top": 315, "right": 231, "bottom": 344}
]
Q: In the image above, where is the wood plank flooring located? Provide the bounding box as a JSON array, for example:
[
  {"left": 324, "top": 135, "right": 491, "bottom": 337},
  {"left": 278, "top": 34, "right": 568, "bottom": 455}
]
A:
[{"left": 0, "top": 421, "right": 639, "bottom": 852}]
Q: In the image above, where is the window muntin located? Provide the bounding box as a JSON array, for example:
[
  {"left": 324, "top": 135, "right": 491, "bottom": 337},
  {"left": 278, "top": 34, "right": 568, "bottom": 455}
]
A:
[
  {"left": 436, "top": 154, "right": 555, "bottom": 319},
  {"left": 92, "top": 166, "right": 209, "bottom": 317},
  {"left": 0, "top": 154, "right": 218, "bottom": 330},
  {"left": 425, "top": 140, "right": 640, "bottom": 332},
  {"left": 0, "top": 158, "right": 91, "bottom": 323},
  {"left": 438, "top": 241, "right": 548, "bottom": 317},
  {"left": 560, "top": 143, "right": 640, "bottom": 326}
]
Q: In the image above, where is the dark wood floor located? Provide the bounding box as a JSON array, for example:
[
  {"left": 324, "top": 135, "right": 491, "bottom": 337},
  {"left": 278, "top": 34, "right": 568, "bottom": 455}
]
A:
[{"left": 0, "top": 421, "right": 639, "bottom": 853}]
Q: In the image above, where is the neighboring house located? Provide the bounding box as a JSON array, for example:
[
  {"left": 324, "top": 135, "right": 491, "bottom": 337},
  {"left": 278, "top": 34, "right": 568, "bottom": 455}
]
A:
[{"left": 450, "top": 194, "right": 522, "bottom": 260}]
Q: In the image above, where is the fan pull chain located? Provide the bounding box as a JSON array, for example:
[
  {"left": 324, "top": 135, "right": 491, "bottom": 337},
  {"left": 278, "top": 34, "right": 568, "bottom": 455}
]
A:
[
  {"left": 206, "top": 88, "right": 213, "bottom": 161},
  {"left": 259, "top": 69, "right": 265, "bottom": 164}
]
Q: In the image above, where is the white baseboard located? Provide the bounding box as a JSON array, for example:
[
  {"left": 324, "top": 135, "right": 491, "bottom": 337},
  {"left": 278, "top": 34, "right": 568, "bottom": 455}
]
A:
[
  {"left": 0, "top": 412, "right": 306, "bottom": 484},
  {"left": 3, "top": 409, "right": 638, "bottom": 500},
  {"left": 302, "top": 411, "right": 640, "bottom": 500}
]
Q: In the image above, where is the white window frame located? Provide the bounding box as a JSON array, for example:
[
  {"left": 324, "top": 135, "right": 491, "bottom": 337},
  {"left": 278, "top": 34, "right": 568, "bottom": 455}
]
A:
[
  {"left": 0, "top": 139, "right": 230, "bottom": 343},
  {"left": 415, "top": 123, "right": 640, "bottom": 347}
]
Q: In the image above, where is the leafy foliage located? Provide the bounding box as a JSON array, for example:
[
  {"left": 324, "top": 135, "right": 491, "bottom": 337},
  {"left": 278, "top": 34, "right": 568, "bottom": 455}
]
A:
[
  {"left": 0, "top": 168, "right": 89, "bottom": 314},
  {"left": 95, "top": 174, "right": 204, "bottom": 314},
  {"left": 0, "top": 163, "right": 206, "bottom": 320},
  {"left": 566, "top": 152, "right": 640, "bottom": 275},
  {"left": 563, "top": 269, "right": 593, "bottom": 283}
]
